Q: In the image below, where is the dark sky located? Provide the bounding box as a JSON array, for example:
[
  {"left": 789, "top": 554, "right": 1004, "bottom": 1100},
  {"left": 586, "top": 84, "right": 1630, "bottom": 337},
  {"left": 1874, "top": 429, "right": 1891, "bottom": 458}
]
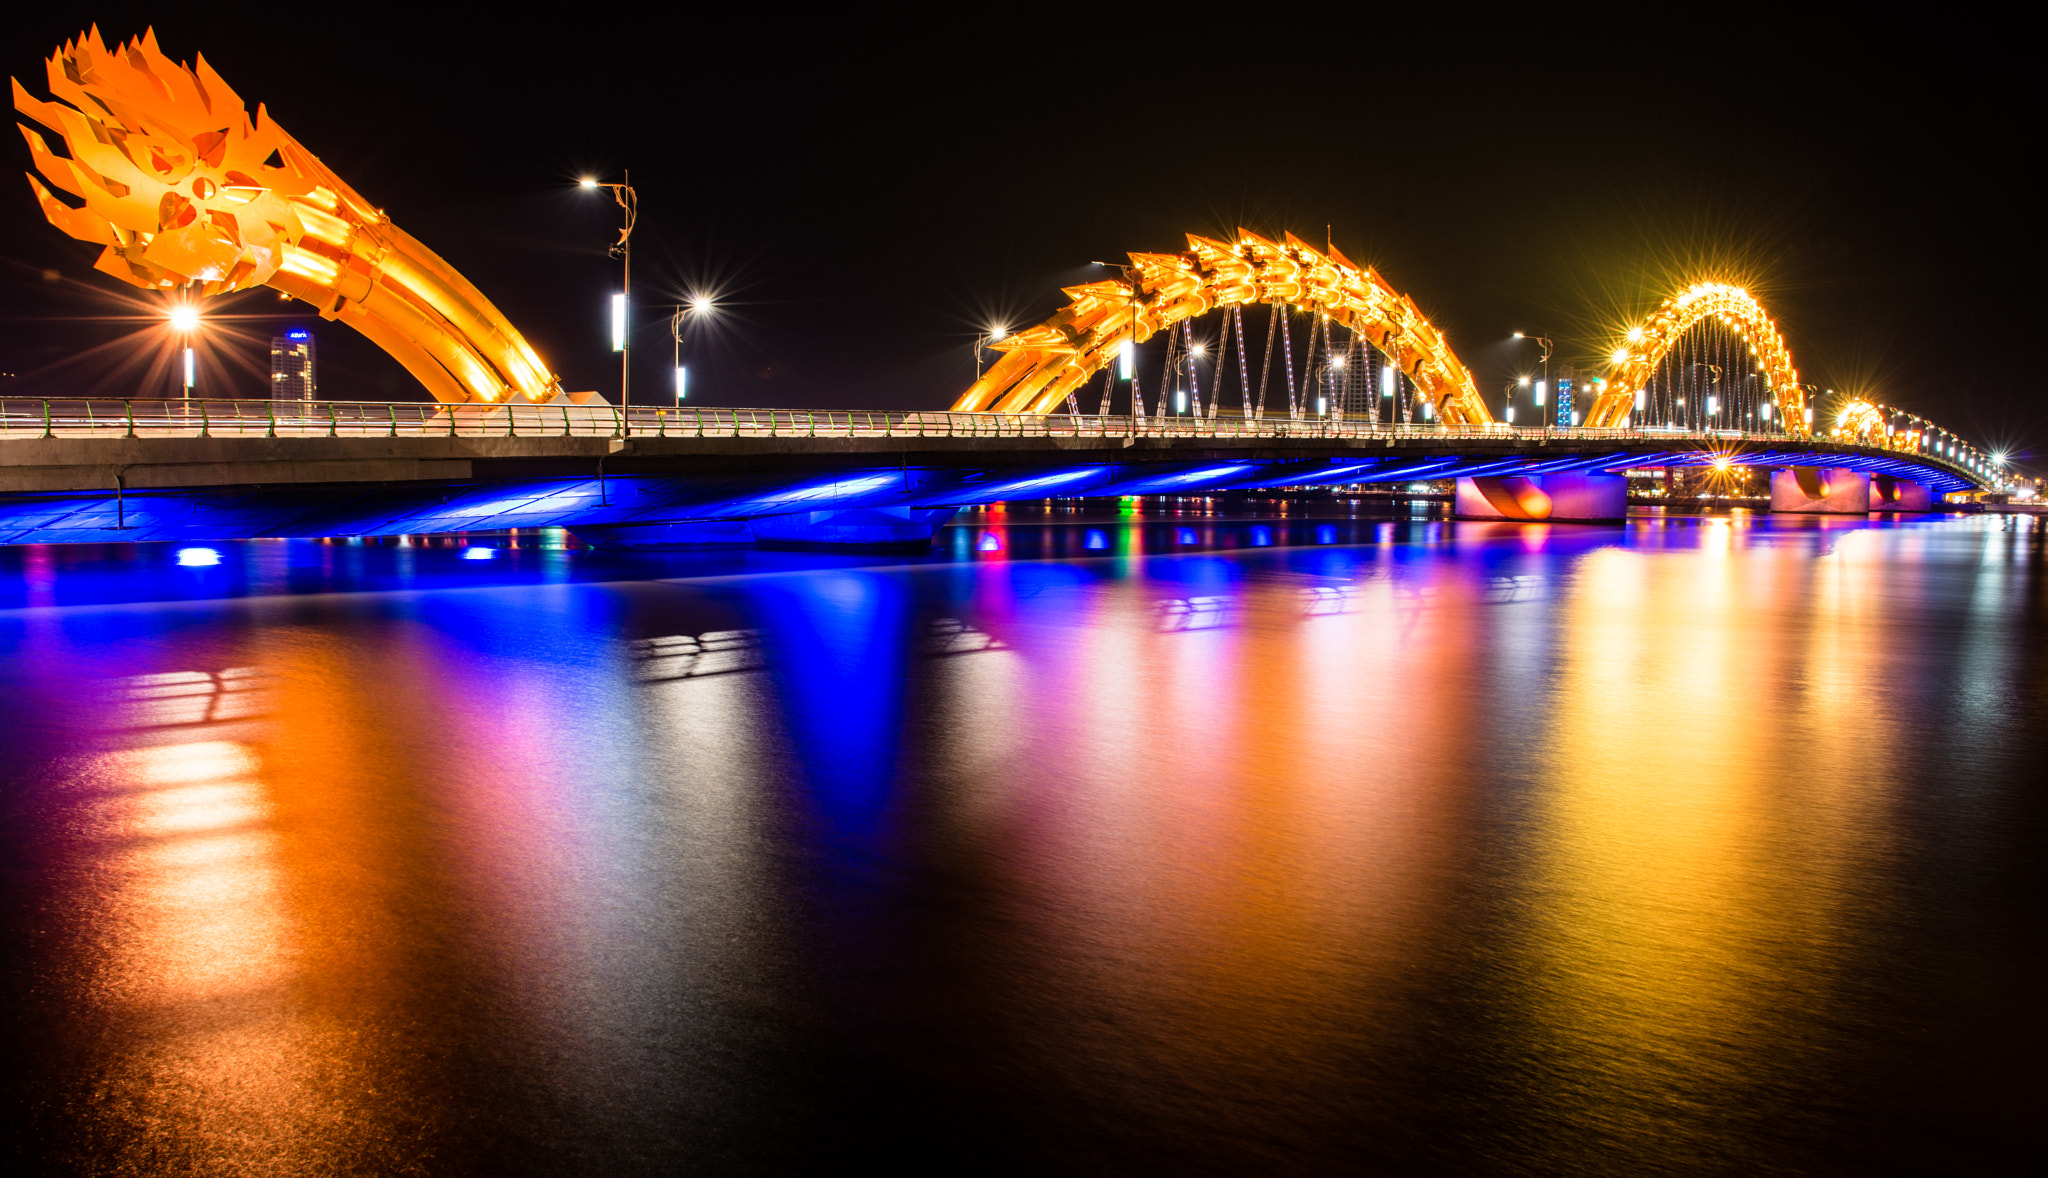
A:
[{"left": 3, "top": 10, "right": 2039, "bottom": 462}]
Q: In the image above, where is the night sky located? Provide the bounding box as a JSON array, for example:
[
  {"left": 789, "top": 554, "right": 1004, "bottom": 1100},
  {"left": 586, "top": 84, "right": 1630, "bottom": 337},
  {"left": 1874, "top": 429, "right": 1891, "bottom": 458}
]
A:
[{"left": 2, "top": 10, "right": 2037, "bottom": 464}]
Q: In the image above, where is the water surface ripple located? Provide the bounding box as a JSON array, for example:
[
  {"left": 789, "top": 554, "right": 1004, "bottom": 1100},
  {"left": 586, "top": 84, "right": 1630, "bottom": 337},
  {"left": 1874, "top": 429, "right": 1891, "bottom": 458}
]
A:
[{"left": 1, "top": 509, "right": 2042, "bottom": 1174}]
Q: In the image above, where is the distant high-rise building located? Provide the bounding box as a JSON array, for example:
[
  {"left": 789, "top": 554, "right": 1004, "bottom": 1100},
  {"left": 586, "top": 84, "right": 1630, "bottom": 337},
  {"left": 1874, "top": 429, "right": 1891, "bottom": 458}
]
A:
[{"left": 270, "top": 329, "right": 316, "bottom": 402}]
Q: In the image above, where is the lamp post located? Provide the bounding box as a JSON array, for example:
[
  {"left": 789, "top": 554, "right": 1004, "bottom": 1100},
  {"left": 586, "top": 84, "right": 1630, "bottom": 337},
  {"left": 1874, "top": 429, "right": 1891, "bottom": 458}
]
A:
[
  {"left": 974, "top": 324, "right": 1008, "bottom": 380},
  {"left": 671, "top": 295, "right": 713, "bottom": 404},
  {"left": 580, "top": 174, "right": 638, "bottom": 409},
  {"left": 169, "top": 304, "right": 200, "bottom": 406},
  {"left": 1512, "top": 333, "right": 1552, "bottom": 436}
]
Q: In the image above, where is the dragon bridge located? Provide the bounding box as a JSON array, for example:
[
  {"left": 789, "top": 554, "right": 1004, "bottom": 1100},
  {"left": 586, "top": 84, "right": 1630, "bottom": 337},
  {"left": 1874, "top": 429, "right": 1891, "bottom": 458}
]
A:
[
  {"left": 1585, "top": 283, "right": 1803, "bottom": 431},
  {"left": 14, "top": 28, "right": 566, "bottom": 406},
  {"left": 951, "top": 231, "right": 1491, "bottom": 426}
]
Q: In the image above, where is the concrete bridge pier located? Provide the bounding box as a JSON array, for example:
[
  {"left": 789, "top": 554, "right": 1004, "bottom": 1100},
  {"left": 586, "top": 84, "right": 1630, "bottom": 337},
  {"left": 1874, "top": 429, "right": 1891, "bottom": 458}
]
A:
[
  {"left": 574, "top": 506, "right": 958, "bottom": 551},
  {"left": 1870, "top": 474, "right": 1936, "bottom": 512},
  {"left": 1454, "top": 473, "right": 1626, "bottom": 522},
  {"left": 1770, "top": 468, "right": 1871, "bottom": 514}
]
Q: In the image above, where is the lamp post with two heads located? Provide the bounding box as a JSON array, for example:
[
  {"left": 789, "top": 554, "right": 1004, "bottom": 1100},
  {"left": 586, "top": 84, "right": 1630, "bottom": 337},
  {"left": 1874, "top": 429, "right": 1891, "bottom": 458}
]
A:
[{"left": 580, "top": 174, "right": 638, "bottom": 409}]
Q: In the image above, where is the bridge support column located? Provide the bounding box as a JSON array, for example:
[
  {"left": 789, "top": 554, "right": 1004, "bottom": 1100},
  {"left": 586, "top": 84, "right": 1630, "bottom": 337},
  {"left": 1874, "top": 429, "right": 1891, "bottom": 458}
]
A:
[
  {"left": 1870, "top": 475, "right": 1935, "bottom": 512},
  {"left": 1455, "top": 473, "right": 1625, "bottom": 522},
  {"left": 1771, "top": 468, "right": 1870, "bottom": 514},
  {"left": 574, "top": 507, "right": 957, "bottom": 551}
]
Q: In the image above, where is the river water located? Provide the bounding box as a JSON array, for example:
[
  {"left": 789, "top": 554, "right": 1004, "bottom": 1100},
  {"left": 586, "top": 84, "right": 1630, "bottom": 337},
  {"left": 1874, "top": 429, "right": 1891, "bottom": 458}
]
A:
[{"left": 1, "top": 505, "right": 2042, "bottom": 1175}]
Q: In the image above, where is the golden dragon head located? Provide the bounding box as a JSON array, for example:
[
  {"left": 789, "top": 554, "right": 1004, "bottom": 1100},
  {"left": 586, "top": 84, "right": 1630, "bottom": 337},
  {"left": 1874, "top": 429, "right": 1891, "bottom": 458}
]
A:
[
  {"left": 14, "top": 27, "right": 570, "bottom": 405},
  {"left": 13, "top": 27, "right": 315, "bottom": 296}
]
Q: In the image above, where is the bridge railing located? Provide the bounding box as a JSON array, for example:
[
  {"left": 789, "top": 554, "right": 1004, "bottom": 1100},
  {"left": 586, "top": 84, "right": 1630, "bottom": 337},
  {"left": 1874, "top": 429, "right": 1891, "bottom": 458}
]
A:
[
  {"left": 0, "top": 397, "right": 1817, "bottom": 442},
  {"left": 0, "top": 398, "right": 1963, "bottom": 470}
]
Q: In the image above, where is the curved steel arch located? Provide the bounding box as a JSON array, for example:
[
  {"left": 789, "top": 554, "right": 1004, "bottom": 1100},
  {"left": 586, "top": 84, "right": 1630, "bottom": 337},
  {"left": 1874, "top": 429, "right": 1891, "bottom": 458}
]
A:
[
  {"left": 951, "top": 230, "right": 1492, "bottom": 425},
  {"left": 1585, "top": 283, "right": 1803, "bottom": 430}
]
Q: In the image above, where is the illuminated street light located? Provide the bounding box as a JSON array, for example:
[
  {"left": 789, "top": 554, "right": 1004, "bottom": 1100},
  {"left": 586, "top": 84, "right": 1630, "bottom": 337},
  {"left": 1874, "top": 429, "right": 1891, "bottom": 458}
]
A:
[
  {"left": 974, "top": 323, "right": 1010, "bottom": 379},
  {"left": 672, "top": 297, "right": 713, "bottom": 402},
  {"left": 168, "top": 303, "right": 200, "bottom": 401},
  {"left": 579, "top": 173, "right": 638, "bottom": 408},
  {"left": 1512, "top": 333, "right": 1553, "bottom": 435}
]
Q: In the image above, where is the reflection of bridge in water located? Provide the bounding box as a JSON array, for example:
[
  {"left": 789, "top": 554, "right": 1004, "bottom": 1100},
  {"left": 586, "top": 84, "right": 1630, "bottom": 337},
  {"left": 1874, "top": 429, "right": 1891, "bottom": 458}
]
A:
[{"left": 0, "top": 399, "right": 1986, "bottom": 546}]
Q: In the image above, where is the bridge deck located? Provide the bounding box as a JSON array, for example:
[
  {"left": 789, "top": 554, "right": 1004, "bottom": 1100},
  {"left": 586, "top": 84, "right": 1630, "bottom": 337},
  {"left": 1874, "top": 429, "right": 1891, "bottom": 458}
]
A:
[{"left": 0, "top": 400, "right": 1983, "bottom": 545}]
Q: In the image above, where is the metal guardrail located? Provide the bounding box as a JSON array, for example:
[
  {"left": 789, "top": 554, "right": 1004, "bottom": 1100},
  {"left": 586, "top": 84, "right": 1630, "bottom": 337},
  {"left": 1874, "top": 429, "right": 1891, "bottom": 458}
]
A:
[
  {"left": 0, "top": 396, "right": 1841, "bottom": 444},
  {"left": 0, "top": 397, "right": 1982, "bottom": 481}
]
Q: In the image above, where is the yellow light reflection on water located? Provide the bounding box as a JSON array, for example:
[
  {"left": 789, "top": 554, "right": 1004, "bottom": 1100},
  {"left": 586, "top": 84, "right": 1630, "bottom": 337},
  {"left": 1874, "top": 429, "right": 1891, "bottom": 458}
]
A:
[{"left": 1526, "top": 533, "right": 1899, "bottom": 1140}]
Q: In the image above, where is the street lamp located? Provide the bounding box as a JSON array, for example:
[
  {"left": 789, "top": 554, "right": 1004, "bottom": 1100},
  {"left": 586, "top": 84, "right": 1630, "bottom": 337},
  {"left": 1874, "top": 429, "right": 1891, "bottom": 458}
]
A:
[
  {"left": 580, "top": 173, "right": 638, "bottom": 408},
  {"left": 1512, "top": 333, "right": 1552, "bottom": 435},
  {"left": 974, "top": 323, "right": 1008, "bottom": 380},
  {"left": 168, "top": 304, "right": 200, "bottom": 402},
  {"left": 670, "top": 295, "right": 714, "bottom": 402}
]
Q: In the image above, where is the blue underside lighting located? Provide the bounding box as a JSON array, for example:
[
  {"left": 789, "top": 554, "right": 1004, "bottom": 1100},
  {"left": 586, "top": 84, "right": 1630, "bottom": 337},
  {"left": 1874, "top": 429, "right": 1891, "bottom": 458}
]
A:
[
  {"left": 462, "top": 547, "right": 496, "bottom": 560},
  {"left": 983, "top": 468, "right": 1099, "bottom": 496},
  {"left": 1084, "top": 529, "right": 1108, "bottom": 549},
  {"left": 0, "top": 438, "right": 1989, "bottom": 546},
  {"left": 1251, "top": 526, "right": 1272, "bottom": 546},
  {"left": 978, "top": 532, "right": 1001, "bottom": 551},
  {"left": 1177, "top": 528, "right": 1197, "bottom": 544},
  {"left": 748, "top": 473, "right": 899, "bottom": 507},
  {"left": 175, "top": 547, "right": 220, "bottom": 567}
]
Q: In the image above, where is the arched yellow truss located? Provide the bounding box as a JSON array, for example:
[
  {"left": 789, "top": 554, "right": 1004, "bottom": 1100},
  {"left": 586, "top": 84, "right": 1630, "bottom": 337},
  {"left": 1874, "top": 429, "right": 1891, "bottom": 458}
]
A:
[
  {"left": 1585, "top": 283, "right": 1804, "bottom": 430},
  {"left": 951, "top": 230, "right": 1491, "bottom": 424},
  {"left": 14, "top": 29, "right": 566, "bottom": 405}
]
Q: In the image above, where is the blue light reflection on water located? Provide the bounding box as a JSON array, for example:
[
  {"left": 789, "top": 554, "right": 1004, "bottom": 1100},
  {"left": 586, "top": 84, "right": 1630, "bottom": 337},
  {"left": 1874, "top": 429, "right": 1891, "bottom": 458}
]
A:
[
  {"left": 0, "top": 507, "right": 2043, "bottom": 1173},
  {"left": 750, "top": 572, "right": 913, "bottom": 832}
]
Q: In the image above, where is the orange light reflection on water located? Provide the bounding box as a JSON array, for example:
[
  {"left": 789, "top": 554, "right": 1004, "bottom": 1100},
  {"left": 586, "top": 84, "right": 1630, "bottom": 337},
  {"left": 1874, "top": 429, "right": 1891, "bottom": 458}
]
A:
[
  {"left": 1525, "top": 529, "right": 1902, "bottom": 1149},
  {"left": 936, "top": 563, "right": 1484, "bottom": 1133}
]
